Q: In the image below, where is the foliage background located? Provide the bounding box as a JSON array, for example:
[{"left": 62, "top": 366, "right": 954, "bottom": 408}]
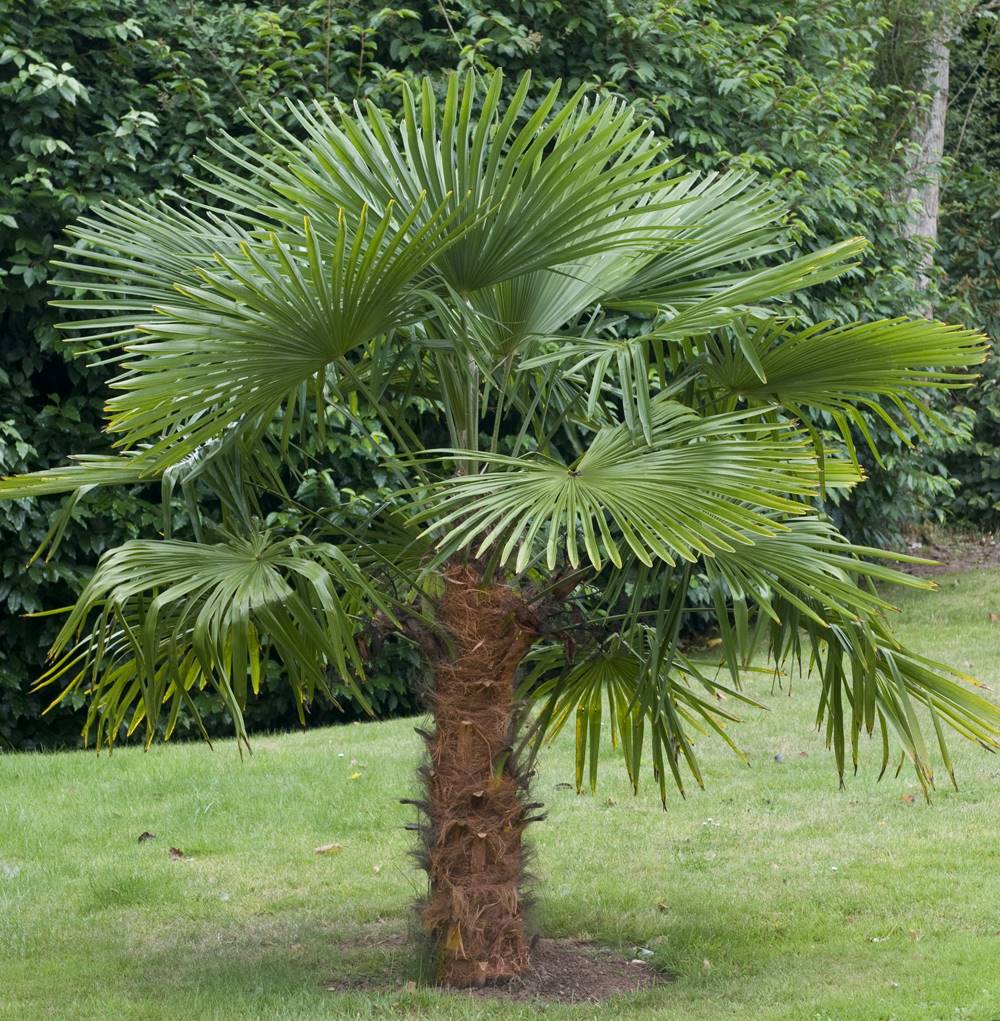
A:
[
  {"left": 937, "top": 5, "right": 1000, "bottom": 529},
  {"left": 0, "top": 0, "right": 995, "bottom": 748}
]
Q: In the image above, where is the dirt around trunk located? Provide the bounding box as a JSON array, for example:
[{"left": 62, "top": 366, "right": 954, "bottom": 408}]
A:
[
  {"left": 467, "top": 938, "right": 669, "bottom": 1003},
  {"left": 325, "top": 932, "right": 670, "bottom": 1003},
  {"left": 418, "top": 563, "right": 540, "bottom": 987}
]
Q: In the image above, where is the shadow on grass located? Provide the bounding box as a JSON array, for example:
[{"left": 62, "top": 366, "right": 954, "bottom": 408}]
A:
[
  {"left": 126, "top": 901, "right": 771, "bottom": 1005},
  {"left": 132, "top": 913, "right": 426, "bottom": 997}
]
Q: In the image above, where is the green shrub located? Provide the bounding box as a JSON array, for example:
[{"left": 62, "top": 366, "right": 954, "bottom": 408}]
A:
[
  {"left": 0, "top": 0, "right": 951, "bottom": 746},
  {"left": 937, "top": 8, "right": 1000, "bottom": 530}
]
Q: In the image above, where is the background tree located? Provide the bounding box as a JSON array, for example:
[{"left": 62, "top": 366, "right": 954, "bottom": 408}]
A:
[
  {"left": 881, "top": 0, "right": 968, "bottom": 311},
  {"left": 3, "top": 71, "right": 999, "bottom": 987}
]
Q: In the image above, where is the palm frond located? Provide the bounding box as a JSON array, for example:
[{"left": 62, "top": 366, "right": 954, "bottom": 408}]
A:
[
  {"left": 708, "top": 517, "right": 933, "bottom": 626},
  {"left": 702, "top": 516, "right": 932, "bottom": 680},
  {"left": 0, "top": 453, "right": 150, "bottom": 497},
  {"left": 450, "top": 171, "right": 785, "bottom": 364},
  {"left": 199, "top": 70, "right": 681, "bottom": 293},
  {"left": 606, "top": 236, "right": 867, "bottom": 321},
  {"left": 53, "top": 200, "right": 463, "bottom": 468},
  {"left": 0, "top": 452, "right": 159, "bottom": 567},
  {"left": 701, "top": 316, "right": 989, "bottom": 457},
  {"left": 697, "top": 519, "right": 1000, "bottom": 791},
  {"left": 38, "top": 529, "right": 393, "bottom": 748},
  {"left": 519, "top": 631, "right": 765, "bottom": 806},
  {"left": 516, "top": 236, "right": 870, "bottom": 440},
  {"left": 774, "top": 606, "right": 1000, "bottom": 794},
  {"left": 410, "top": 401, "right": 825, "bottom": 572},
  {"left": 50, "top": 200, "right": 249, "bottom": 348},
  {"left": 0, "top": 434, "right": 285, "bottom": 560},
  {"left": 600, "top": 170, "right": 789, "bottom": 308}
]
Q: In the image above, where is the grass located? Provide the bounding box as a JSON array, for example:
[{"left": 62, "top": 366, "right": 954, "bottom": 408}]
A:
[{"left": 3, "top": 569, "right": 1000, "bottom": 1020}]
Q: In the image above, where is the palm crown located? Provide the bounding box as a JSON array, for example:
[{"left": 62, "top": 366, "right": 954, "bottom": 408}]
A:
[{"left": 3, "top": 70, "right": 997, "bottom": 986}]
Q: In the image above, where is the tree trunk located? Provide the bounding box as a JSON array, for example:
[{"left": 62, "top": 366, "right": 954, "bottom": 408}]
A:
[
  {"left": 903, "top": 9, "right": 952, "bottom": 314},
  {"left": 418, "top": 562, "right": 539, "bottom": 987}
]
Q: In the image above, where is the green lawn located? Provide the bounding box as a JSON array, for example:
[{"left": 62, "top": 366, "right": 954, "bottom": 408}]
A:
[{"left": 3, "top": 570, "right": 1000, "bottom": 1021}]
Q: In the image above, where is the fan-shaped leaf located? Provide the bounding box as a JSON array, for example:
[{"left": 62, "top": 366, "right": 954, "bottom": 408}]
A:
[
  {"left": 200, "top": 70, "right": 682, "bottom": 293},
  {"left": 38, "top": 530, "right": 392, "bottom": 749},
  {"left": 520, "top": 631, "right": 764, "bottom": 805},
  {"left": 53, "top": 200, "right": 464, "bottom": 468},
  {"left": 411, "top": 401, "right": 823, "bottom": 571},
  {"left": 702, "top": 316, "right": 989, "bottom": 456}
]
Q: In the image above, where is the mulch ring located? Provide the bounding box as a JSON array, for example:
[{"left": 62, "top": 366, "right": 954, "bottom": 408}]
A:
[
  {"left": 468, "top": 938, "right": 669, "bottom": 1003},
  {"left": 325, "top": 933, "right": 670, "bottom": 1003}
]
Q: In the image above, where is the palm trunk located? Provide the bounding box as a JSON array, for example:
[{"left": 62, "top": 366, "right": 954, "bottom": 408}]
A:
[{"left": 418, "top": 563, "right": 539, "bottom": 987}]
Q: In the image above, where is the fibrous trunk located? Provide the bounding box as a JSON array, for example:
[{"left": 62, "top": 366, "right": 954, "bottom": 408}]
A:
[{"left": 418, "top": 563, "right": 539, "bottom": 987}]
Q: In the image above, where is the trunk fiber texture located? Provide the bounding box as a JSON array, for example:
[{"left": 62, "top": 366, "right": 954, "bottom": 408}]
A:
[{"left": 418, "top": 563, "right": 539, "bottom": 987}]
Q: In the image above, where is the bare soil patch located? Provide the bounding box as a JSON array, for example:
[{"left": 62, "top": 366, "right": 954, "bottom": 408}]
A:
[
  {"left": 468, "top": 938, "right": 668, "bottom": 1003},
  {"left": 325, "top": 934, "right": 669, "bottom": 1003},
  {"left": 898, "top": 532, "right": 1000, "bottom": 578}
]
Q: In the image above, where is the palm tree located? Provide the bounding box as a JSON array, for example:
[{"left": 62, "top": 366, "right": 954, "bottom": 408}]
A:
[{"left": 3, "top": 70, "right": 999, "bottom": 988}]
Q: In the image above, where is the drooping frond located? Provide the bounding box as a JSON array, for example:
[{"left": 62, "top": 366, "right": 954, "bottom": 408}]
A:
[
  {"left": 696, "top": 518, "right": 1000, "bottom": 791},
  {"left": 520, "top": 630, "right": 766, "bottom": 806},
  {"left": 38, "top": 529, "right": 394, "bottom": 748},
  {"left": 773, "top": 604, "right": 1000, "bottom": 795},
  {"left": 706, "top": 517, "right": 932, "bottom": 629}
]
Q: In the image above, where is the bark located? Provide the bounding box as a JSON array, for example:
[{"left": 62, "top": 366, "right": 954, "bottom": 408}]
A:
[
  {"left": 903, "top": 9, "right": 952, "bottom": 313},
  {"left": 418, "top": 563, "right": 540, "bottom": 987}
]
